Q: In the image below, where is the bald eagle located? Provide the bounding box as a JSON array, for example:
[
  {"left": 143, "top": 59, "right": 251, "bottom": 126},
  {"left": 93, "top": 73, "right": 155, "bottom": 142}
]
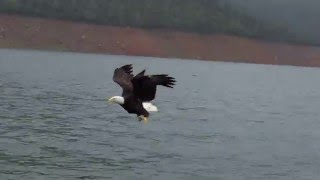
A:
[{"left": 108, "top": 64, "right": 176, "bottom": 123}]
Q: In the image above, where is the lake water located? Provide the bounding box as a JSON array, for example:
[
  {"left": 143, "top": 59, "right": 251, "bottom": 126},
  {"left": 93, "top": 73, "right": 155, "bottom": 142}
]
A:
[{"left": 0, "top": 49, "right": 320, "bottom": 180}]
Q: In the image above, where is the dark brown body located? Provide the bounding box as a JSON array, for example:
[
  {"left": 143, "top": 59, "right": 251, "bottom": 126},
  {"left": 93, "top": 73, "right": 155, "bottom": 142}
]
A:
[{"left": 120, "top": 95, "right": 149, "bottom": 117}]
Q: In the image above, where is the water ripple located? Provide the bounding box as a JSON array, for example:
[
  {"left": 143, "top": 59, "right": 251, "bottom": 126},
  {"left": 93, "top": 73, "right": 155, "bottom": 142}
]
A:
[{"left": 1, "top": 49, "right": 320, "bottom": 179}]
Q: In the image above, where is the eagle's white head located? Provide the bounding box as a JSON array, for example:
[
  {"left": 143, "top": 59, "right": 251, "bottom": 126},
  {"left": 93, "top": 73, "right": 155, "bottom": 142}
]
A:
[{"left": 108, "top": 96, "right": 124, "bottom": 105}]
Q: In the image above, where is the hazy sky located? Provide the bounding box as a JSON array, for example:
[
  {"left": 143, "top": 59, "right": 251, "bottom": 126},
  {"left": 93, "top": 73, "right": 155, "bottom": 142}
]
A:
[{"left": 222, "top": 0, "right": 320, "bottom": 44}]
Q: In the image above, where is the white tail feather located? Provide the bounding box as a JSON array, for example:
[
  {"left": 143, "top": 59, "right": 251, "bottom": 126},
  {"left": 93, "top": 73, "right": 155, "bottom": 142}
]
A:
[{"left": 143, "top": 102, "right": 158, "bottom": 112}]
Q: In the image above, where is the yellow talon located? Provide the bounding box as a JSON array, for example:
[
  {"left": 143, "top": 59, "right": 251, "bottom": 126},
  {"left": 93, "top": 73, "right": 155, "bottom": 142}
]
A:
[
  {"left": 143, "top": 117, "right": 149, "bottom": 124},
  {"left": 138, "top": 115, "right": 149, "bottom": 123}
]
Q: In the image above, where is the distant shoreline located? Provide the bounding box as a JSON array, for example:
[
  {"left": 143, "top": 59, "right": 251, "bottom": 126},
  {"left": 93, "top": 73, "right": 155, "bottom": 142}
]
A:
[{"left": 0, "top": 14, "right": 320, "bottom": 67}]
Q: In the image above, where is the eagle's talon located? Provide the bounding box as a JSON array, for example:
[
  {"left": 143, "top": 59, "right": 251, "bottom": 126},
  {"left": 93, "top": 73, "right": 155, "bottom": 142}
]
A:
[
  {"left": 143, "top": 117, "right": 149, "bottom": 124},
  {"left": 138, "top": 115, "right": 149, "bottom": 123}
]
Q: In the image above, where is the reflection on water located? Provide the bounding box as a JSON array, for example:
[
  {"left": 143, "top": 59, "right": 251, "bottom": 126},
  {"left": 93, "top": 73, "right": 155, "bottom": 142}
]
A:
[{"left": 0, "top": 49, "right": 320, "bottom": 179}]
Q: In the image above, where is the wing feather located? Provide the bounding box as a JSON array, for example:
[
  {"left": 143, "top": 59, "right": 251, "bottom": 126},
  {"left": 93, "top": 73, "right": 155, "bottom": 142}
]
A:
[
  {"left": 113, "top": 64, "right": 134, "bottom": 95},
  {"left": 132, "top": 73, "right": 176, "bottom": 101}
]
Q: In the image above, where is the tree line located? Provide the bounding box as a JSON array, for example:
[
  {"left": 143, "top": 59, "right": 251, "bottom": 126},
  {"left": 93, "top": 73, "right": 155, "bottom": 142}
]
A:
[{"left": 0, "top": 0, "right": 303, "bottom": 44}]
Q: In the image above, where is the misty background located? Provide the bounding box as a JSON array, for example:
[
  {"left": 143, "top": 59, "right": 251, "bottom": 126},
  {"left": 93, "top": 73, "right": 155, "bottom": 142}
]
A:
[{"left": 223, "top": 0, "right": 320, "bottom": 45}]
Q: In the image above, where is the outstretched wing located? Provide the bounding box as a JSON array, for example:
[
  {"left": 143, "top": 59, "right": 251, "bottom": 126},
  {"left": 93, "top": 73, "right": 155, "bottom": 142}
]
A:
[
  {"left": 113, "top": 64, "right": 134, "bottom": 96},
  {"left": 132, "top": 71, "right": 176, "bottom": 101}
]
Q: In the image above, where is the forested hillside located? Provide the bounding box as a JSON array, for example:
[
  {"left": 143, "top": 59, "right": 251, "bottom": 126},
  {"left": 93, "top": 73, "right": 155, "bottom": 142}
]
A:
[
  {"left": 0, "top": 0, "right": 301, "bottom": 44},
  {"left": 223, "top": 0, "right": 320, "bottom": 46}
]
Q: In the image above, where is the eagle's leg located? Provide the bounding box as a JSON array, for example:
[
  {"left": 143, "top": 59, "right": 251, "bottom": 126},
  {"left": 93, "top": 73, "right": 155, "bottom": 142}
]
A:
[{"left": 138, "top": 115, "right": 149, "bottom": 123}]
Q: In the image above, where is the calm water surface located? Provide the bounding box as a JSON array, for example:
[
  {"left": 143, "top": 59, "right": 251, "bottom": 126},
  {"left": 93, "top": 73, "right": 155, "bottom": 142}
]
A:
[{"left": 0, "top": 49, "right": 320, "bottom": 180}]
